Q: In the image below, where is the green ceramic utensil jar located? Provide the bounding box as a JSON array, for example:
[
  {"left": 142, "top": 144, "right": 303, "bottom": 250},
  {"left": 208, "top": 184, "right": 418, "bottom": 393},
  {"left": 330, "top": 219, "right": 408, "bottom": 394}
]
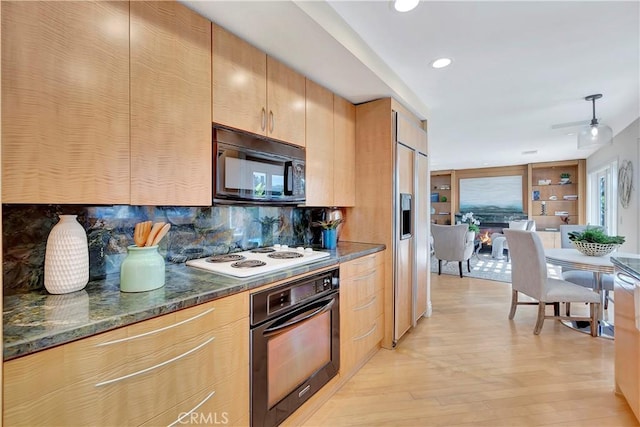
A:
[{"left": 120, "top": 245, "right": 165, "bottom": 292}]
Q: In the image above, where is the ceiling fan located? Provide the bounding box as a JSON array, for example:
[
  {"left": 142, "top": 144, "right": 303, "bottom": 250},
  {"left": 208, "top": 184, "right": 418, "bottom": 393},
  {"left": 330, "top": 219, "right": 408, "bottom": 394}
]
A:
[{"left": 550, "top": 119, "right": 590, "bottom": 130}]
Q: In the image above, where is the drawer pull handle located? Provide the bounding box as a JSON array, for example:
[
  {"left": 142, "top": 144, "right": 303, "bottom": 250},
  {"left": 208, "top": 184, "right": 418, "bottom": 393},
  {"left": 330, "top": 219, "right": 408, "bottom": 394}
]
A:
[
  {"left": 616, "top": 272, "right": 637, "bottom": 287},
  {"left": 353, "top": 323, "right": 377, "bottom": 341},
  {"left": 352, "top": 258, "right": 375, "bottom": 267},
  {"left": 168, "top": 390, "right": 216, "bottom": 427},
  {"left": 353, "top": 271, "right": 377, "bottom": 282},
  {"left": 354, "top": 295, "right": 377, "bottom": 311},
  {"left": 95, "top": 336, "right": 215, "bottom": 387},
  {"left": 97, "top": 308, "right": 215, "bottom": 347}
]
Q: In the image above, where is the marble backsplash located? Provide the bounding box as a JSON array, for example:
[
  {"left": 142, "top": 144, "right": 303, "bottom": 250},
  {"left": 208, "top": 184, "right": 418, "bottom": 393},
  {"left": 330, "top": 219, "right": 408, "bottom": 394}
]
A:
[{"left": 3, "top": 204, "right": 329, "bottom": 295}]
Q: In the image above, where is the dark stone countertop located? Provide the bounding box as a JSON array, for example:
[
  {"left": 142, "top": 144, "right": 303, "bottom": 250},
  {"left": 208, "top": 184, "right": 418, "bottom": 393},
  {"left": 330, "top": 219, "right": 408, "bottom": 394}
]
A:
[
  {"left": 3, "top": 241, "right": 385, "bottom": 361},
  {"left": 611, "top": 256, "right": 640, "bottom": 281}
]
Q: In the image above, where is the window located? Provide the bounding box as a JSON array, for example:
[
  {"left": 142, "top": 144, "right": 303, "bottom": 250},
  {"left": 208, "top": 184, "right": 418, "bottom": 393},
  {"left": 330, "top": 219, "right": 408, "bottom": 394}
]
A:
[{"left": 588, "top": 160, "right": 618, "bottom": 234}]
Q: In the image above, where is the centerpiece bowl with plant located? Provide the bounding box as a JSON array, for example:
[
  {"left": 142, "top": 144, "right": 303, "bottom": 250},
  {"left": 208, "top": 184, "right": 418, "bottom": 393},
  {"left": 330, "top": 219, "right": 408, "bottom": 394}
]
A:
[{"left": 568, "top": 227, "right": 625, "bottom": 256}]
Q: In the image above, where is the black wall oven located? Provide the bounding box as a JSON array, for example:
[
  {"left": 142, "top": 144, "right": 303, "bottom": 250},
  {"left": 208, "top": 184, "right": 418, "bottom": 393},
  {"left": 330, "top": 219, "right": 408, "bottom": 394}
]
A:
[
  {"left": 250, "top": 268, "right": 340, "bottom": 427},
  {"left": 213, "top": 126, "right": 305, "bottom": 205}
]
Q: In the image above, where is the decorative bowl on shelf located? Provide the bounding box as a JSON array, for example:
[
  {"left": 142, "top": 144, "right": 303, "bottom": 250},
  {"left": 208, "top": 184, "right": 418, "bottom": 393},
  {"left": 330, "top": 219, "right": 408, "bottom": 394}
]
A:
[{"left": 572, "top": 241, "right": 619, "bottom": 257}]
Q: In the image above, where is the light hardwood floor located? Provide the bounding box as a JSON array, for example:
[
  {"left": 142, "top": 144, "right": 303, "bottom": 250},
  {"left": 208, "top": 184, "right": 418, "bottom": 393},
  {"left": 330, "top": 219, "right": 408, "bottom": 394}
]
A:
[{"left": 304, "top": 273, "right": 638, "bottom": 426}]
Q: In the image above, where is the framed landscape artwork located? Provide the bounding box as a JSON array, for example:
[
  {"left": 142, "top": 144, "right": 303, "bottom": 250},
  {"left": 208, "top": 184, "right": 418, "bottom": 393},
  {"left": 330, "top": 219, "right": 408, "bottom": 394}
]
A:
[{"left": 459, "top": 175, "right": 524, "bottom": 213}]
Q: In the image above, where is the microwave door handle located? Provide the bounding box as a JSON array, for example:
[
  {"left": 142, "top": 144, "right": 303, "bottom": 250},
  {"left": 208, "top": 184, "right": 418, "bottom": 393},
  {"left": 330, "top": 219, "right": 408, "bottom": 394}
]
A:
[{"left": 284, "top": 161, "right": 293, "bottom": 195}]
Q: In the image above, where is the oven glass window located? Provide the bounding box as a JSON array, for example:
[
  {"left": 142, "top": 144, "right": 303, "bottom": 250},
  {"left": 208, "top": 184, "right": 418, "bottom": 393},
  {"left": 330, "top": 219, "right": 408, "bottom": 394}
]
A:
[{"left": 267, "top": 310, "right": 331, "bottom": 408}]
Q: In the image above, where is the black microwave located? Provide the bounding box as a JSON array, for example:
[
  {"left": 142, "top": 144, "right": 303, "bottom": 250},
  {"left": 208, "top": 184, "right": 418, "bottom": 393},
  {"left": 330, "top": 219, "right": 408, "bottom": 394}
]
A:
[{"left": 213, "top": 126, "right": 305, "bottom": 205}]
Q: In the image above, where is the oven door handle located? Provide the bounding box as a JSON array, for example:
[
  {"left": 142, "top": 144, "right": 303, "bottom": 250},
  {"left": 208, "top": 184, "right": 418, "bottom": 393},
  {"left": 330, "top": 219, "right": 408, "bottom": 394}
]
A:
[{"left": 263, "top": 297, "right": 335, "bottom": 337}]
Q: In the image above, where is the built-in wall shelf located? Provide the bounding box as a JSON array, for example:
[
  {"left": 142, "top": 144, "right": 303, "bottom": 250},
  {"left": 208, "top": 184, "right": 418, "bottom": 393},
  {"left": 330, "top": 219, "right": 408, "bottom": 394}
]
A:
[
  {"left": 527, "top": 160, "right": 586, "bottom": 230},
  {"left": 430, "top": 170, "right": 456, "bottom": 225}
]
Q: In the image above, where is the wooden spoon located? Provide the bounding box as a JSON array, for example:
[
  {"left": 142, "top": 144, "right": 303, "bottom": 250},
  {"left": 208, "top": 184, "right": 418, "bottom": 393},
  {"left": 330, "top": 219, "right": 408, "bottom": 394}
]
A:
[
  {"left": 151, "top": 223, "right": 171, "bottom": 246},
  {"left": 133, "top": 221, "right": 151, "bottom": 247},
  {"left": 145, "top": 222, "right": 166, "bottom": 247}
]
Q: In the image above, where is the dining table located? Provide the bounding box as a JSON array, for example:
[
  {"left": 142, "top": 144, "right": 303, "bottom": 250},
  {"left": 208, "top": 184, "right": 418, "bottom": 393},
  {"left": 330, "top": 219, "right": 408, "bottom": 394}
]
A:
[{"left": 545, "top": 248, "right": 640, "bottom": 338}]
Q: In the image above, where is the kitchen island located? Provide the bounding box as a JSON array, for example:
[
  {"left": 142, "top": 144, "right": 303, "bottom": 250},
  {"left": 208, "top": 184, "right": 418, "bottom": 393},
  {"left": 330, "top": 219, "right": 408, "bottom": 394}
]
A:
[{"left": 3, "top": 241, "right": 384, "bottom": 361}]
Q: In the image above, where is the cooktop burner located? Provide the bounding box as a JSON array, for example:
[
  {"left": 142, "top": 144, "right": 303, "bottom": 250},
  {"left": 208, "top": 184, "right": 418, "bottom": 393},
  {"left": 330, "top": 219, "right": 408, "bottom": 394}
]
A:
[
  {"left": 186, "top": 246, "right": 331, "bottom": 278},
  {"left": 268, "top": 251, "right": 304, "bottom": 259},
  {"left": 207, "top": 254, "right": 245, "bottom": 263},
  {"left": 250, "top": 247, "right": 276, "bottom": 253},
  {"left": 231, "top": 260, "right": 267, "bottom": 269}
]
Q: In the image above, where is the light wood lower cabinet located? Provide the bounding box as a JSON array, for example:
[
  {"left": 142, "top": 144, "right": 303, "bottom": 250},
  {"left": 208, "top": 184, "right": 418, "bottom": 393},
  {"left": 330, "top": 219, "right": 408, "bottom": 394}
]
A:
[
  {"left": 536, "top": 230, "right": 560, "bottom": 249},
  {"left": 614, "top": 270, "right": 640, "bottom": 423},
  {"left": 339, "top": 252, "right": 385, "bottom": 377},
  {"left": 3, "top": 293, "right": 249, "bottom": 426}
]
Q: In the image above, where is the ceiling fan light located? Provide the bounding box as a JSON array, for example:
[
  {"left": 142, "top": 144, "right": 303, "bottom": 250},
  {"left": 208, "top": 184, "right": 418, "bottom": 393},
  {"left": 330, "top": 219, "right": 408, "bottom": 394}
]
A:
[
  {"left": 577, "top": 93, "right": 613, "bottom": 149},
  {"left": 394, "top": 0, "right": 419, "bottom": 12},
  {"left": 577, "top": 123, "right": 613, "bottom": 149}
]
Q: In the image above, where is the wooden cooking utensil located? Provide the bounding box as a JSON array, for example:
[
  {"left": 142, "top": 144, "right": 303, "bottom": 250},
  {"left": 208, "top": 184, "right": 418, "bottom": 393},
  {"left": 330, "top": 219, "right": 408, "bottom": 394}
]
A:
[
  {"left": 150, "top": 223, "right": 171, "bottom": 247},
  {"left": 133, "top": 221, "right": 152, "bottom": 247},
  {"left": 133, "top": 223, "right": 144, "bottom": 247},
  {"left": 145, "top": 221, "right": 166, "bottom": 247}
]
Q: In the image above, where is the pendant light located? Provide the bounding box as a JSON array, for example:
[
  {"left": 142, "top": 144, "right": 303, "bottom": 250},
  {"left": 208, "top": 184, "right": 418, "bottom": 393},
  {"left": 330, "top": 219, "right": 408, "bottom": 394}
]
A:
[{"left": 577, "top": 94, "right": 613, "bottom": 149}]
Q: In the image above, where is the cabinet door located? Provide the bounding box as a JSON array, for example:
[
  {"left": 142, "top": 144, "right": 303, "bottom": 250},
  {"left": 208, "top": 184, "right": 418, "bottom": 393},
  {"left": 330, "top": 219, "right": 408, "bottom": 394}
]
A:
[
  {"left": 212, "top": 25, "right": 267, "bottom": 136},
  {"left": 305, "top": 79, "right": 334, "bottom": 206},
  {"left": 1, "top": 1, "right": 130, "bottom": 204},
  {"left": 266, "top": 56, "right": 306, "bottom": 147},
  {"left": 333, "top": 95, "right": 356, "bottom": 207},
  {"left": 415, "top": 153, "right": 429, "bottom": 321},
  {"left": 395, "top": 144, "right": 414, "bottom": 341},
  {"left": 130, "top": 1, "right": 212, "bottom": 206}
]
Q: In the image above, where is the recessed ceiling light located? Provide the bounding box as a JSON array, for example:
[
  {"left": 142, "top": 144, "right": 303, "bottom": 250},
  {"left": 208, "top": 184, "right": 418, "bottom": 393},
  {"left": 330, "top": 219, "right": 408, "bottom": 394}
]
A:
[
  {"left": 566, "top": 132, "right": 575, "bottom": 136},
  {"left": 522, "top": 150, "right": 538, "bottom": 155},
  {"left": 394, "top": 0, "right": 419, "bottom": 13},
  {"left": 431, "top": 58, "right": 452, "bottom": 69}
]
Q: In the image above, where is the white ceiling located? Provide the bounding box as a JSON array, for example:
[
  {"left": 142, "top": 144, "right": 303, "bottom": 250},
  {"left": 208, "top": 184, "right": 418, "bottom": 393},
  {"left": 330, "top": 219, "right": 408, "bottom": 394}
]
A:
[{"left": 181, "top": 0, "right": 640, "bottom": 171}]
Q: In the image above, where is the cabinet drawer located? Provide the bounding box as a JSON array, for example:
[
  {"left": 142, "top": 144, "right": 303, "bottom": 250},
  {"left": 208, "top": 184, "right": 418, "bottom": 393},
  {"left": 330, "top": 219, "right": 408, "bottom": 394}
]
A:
[
  {"left": 341, "top": 266, "right": 383, "bottom": 309},
  {"left": 340, "top": 252, "right": 382, "bottom": 280},
  {"left": 141, "top": 365, "right": 249, "bottom": 427},
  {"left": 342, "top": 315, "right": 383, "bottom": 374},
  {"left": 120, "top": 293, "right": 248, "bottom": 375},
  {"left": 344, "top": 292, "right": 383, "bottom": 338},
  {"left": 105, "top": 316, "right": 248, "bottom": 426}
]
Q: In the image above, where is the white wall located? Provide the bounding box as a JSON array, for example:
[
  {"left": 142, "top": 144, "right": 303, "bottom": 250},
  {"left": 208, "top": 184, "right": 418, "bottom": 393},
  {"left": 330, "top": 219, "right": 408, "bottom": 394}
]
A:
[{"left": 587, "top": 118, "right": 640, "bottom": 253}]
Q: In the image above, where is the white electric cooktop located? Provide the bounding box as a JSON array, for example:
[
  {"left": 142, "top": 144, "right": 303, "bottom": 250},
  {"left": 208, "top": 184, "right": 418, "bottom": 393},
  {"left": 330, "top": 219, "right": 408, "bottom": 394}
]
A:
[{"left": 186, "top": 245, "right": 330, "bottom": 278}]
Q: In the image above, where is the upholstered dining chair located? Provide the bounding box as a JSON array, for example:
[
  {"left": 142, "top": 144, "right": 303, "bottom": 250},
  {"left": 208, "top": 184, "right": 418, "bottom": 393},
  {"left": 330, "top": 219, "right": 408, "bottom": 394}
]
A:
[
  {"left": 559, "top": 224, "right": 614, "bottom": 312},
  {"left": 430, "top": 224, "right": 475, "bottom": 278},
  {"left": 504, "top": 229, "right": 600, "bottom": 336}
]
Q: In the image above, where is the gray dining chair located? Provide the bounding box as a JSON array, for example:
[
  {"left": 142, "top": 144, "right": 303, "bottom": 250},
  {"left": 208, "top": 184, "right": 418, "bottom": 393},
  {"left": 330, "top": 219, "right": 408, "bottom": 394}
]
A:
[
  {"left": 504, "top": 229, "right": 600, "bottom": 336},
  {"left": 559, "top": 224, "right": 614, "bottom": 313}
]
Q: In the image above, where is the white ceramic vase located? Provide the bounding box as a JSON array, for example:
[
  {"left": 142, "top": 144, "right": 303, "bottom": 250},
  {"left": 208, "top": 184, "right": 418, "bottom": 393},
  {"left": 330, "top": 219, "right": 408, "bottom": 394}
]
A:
[{"left": 44, "top": 215, "right": 89, "bottom": 294}]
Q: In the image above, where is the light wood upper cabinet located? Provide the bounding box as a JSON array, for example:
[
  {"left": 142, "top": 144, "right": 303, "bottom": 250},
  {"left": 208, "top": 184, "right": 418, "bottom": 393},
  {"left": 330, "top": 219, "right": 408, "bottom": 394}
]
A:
[
  {"left": 212, "top": 24, "right": 267, "bottom": 137},
  {"left": 213, "top": 25, "right": 305, "bottom": 147},
  {"left": 305, "top": 79, "right": 334, "bottom": 206},
  {"left": 1, "top": 1, "right": 130, "bottom": 204},
  {"left": 333, "top": 95, "right": 356, "bottom": 207},
  {"left": 266, "top": 56, "right": 306, "bottom": 147},
  {"left": 305, "top": 87, "right": 356, "bottom": 207},
  {"left": 130, "top": 1, "right": 212, "bottom": 206}
]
